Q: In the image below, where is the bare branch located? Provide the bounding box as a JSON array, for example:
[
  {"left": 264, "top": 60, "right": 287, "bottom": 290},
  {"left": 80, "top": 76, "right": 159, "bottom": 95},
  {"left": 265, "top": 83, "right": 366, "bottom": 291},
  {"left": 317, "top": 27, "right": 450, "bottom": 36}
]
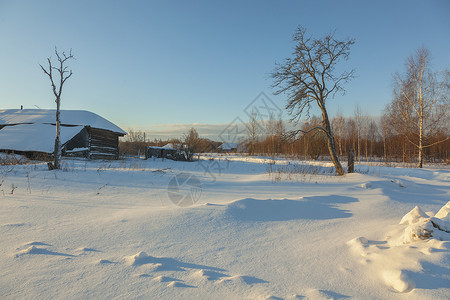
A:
[{"left": 286, "top": 126, "right": 331, "bottom": 140}]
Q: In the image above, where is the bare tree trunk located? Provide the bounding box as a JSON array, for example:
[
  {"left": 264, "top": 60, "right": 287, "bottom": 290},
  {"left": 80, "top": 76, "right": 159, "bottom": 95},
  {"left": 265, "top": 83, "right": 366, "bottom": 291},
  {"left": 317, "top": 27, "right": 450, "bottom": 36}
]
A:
[
  {"left": 348, "top": 149, "right": 355, "bottom": 173},
  {"left": 322, "top": 111, "right": 344, "bottom": 175},
  {"left": 418, "top": 113, "right": 424, "bottom": 168},
  {"left": 328, "top": 135, "right": 344, "bottom": 175},
  {"left": 355, "top": 105, "right": 361, "bottom": 163},
  {"left": 247, "top": 109, "right": 259, "bottom": 156},
  {"left": 365, "top": 116, "right": 368, "bottom": 163},
  {"left": 54, "top": 98, "right": 61, "bottom": 169},
  {"left": 403, "top": 115, "right": 407, "bottom": 164},
  {"left": 338, "top": 122, "right": 342, "bottom": 156},
  {"left": 40, "top": 48, "right": 74, "bottom": 170}
]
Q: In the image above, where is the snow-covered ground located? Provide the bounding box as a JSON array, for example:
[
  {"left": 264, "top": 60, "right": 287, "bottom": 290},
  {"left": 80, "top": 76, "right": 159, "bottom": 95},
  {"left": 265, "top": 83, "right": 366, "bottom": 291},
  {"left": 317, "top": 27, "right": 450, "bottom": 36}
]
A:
[{"left": 0, "top": 155, "right": 449, "bottom": 299}]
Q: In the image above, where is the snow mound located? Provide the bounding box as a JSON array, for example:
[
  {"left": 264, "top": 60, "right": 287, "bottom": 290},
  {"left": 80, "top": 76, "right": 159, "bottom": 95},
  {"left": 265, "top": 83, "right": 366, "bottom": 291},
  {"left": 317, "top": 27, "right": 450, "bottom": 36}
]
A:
[
  {"left": 191, "top": 269, "right": 229, "bottom": 281},
  {"left": 346, "top": 237, "right": 370, "bottom": 256},
  {"left": 20, "top": 246, "right": 40, "bottom": 254},
  {"left": 435, "top": 201, "right": 450, "bottom": 222},
  {"left": 401, "top": 204, "right": 450, "bottom": 244},
  {"left": 403, "top": 219, "right": 434, "bottom": 243},
  {"left": 399, "top": 206, "right": 429, "bottom": 225},
  {"left": 348, "top": 202, "right": 450, "bottom": 294},
  {"left": 391, "top": 179, "right": 406, "bottom": 188},
  {"left": 360, "top": 182, "right": 373, "bottom": 189},
  {"left": 127, "top": 251, "right": 149, "bottom": 266},
  {"left": 24, "top": 241, "right": 51, "bottom": 247},
  {"left": 381, "top": 269, "right": 415, "bottom": 293}
]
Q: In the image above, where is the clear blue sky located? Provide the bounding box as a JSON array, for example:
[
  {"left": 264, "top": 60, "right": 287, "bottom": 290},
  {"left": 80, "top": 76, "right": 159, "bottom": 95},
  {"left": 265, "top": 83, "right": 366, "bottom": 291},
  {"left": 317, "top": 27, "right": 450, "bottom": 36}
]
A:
[{"left": 1, "top": 0, "right": 449, "bottom": 138}]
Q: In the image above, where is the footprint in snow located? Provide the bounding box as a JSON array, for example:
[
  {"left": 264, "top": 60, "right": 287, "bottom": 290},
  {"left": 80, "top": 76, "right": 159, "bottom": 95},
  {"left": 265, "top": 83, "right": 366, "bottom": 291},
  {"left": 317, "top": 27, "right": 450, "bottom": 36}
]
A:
[
  {"left": 305, "top": 289, "right": 352, "bottom": 299},
  {"left": 191, "top": 269, "right": 230, "bottom": 281},
  {"left": 2, "top": 223, "right": 27, "bottom": 228},
  {"left": 166, "top": 281, "right": 196, "bottom": 288},
  {"left": 256, "top": 295, "right": 284, "bottom": 300},
  {"left": 98, "top": 259, "right": 118, "bottom": 265},
  {"left": 152, "top": 275, "right": 181, "bottom": 283},
  {"left": 142, "top": 276, "right": 195, "bottom": 288},
  {"left": 76, "top": 247, "right": 102, "bottom": 254},
  {"left": 217, "top": 275, "right": 267, "bottom": 285}
]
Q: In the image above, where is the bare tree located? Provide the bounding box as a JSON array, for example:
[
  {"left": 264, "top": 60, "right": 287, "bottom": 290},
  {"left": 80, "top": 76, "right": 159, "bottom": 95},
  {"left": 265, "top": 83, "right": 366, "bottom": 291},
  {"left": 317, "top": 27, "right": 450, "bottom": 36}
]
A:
[
  {"left": 385, "top": 84, "right": 414, "bottom": 164},
  {"left": 246, "top": 109, "right": 260, "bottom": 155},
  {"left": 184, "top": 127, "right": 200, "bottom": 160},
  {"left": 331, "top": 110, "right": 345, "bottom": 157},
  {"left": 40, "top": 47, "right": 74, "bottom": 169},
  {"left": 394, "top": 47, "right": 449, "bottom": 168},
  {"left": 380, "top": 115, "right": 391, "bottom": 164},
  {"left": 272, "top": 26, "right": 355, "bottom": 175},
  {"left": 265, "top": 112, "right": 277, "bottom": 155},
  {"left": 275, "top": 113, "right": 286, "bottom": 154},
  {"left": 367, "top": 119, "right": 378, "bottom": 160},
  {"left": 120, "top": 129, "right": 147, "bottom": 156},
  {"left": 363, "top": 114, "right": 369, "bottom": 162},
  {"left": 354, "top": 104, "right": 362, "bottom": 163}
]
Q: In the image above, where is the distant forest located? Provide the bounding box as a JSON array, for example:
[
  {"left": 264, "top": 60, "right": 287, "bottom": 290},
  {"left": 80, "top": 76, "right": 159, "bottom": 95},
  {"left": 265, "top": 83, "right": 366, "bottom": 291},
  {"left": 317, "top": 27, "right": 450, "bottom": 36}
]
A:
[{"left": 120, "top": 107, "right": 449, "bottom": 166}]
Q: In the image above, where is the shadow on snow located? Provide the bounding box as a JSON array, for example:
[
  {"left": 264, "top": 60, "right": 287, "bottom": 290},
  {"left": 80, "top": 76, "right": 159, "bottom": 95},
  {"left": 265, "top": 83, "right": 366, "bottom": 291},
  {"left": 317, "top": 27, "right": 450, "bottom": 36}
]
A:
[{"left": 225, "top": 195, "right": 358, "bottom": 222}]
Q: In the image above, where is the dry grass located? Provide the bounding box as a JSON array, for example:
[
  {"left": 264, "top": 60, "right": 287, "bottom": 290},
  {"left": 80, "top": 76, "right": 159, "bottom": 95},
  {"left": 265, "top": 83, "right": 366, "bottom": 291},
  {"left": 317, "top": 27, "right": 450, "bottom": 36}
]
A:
[{"left": 0, "top": 154, "right": 29, "bottom": 165}]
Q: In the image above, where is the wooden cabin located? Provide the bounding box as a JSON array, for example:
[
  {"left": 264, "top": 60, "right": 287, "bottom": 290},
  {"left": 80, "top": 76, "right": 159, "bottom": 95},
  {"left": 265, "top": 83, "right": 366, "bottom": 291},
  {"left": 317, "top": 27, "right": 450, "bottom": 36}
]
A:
[{"left": 0, "top": 109, "right": 126, "bottom": 159}]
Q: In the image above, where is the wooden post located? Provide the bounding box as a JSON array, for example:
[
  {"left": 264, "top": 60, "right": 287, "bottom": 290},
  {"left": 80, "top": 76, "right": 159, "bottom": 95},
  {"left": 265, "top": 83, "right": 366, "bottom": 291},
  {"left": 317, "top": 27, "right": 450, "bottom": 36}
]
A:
[{"left": 348, "top": 149, "right": 355, "bottom": 173}]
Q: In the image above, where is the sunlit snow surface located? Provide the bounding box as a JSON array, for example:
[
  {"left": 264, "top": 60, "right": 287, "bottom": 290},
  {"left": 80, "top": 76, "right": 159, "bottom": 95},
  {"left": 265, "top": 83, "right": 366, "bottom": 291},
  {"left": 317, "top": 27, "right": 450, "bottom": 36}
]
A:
[{"left": 0, "top": 154, "right": 449, "bottom": 299}]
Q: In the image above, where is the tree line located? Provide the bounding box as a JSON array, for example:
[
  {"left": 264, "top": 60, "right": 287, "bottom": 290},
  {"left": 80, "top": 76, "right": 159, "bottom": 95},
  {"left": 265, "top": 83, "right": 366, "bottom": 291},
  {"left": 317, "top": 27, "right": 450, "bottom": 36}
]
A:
[
  {"left": 242, "top": 110, "right": 448, "bottom": 165},
  {"left": 120, "top": 106, "right": 448, "bottom": 165},
  {"left": 119, "top": 128, "right": 221, "bottom": 157}
]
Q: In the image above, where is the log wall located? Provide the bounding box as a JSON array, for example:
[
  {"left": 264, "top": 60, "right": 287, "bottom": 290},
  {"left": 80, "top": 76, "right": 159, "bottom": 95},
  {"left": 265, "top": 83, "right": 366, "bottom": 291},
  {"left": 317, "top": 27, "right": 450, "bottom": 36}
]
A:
[{"left": 88, "top": 127, "right": 120, "bottom": 159}]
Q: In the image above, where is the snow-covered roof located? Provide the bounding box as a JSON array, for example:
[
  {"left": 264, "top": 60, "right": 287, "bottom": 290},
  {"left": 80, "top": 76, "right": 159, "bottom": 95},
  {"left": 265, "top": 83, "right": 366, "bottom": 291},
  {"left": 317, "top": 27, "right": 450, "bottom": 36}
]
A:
[
  {"left": 162, "top": 143, "right": 179, "bottom": 150},
  {"left": 219, "top": 143, "right": 239, "bottom": 150},
  {"left": 0, "top": 109, "right": 126, "bottom": 135},
  {"left": 0, "top": 124, "right": 84, "bottom": 153}
]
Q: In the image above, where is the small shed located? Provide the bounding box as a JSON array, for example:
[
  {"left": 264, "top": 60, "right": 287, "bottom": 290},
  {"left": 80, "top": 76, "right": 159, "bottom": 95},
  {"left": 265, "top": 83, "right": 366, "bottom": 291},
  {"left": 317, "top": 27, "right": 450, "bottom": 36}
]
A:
[
  {"left": 218, "top": 143, "right": 239, "bottom": 152},
  {"left": 145, "top": 143, "right": 191, "bottom": 161},
  {"left": 0, "top": 109, "right": 126, "bottom": 159}
]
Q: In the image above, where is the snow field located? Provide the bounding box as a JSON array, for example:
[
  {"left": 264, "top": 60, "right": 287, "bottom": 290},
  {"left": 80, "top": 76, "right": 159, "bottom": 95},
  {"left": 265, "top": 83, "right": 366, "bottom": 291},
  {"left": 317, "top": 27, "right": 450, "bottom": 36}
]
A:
[{"left": 0, "top": 155, "right": 449, "bottom": 299}]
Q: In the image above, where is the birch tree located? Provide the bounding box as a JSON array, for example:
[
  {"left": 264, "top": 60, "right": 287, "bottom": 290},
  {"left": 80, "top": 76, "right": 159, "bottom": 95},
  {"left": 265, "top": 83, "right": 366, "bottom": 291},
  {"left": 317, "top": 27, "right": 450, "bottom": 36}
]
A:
[
  {"left": 40, "top": 48, "right": 74, "bottom": 169},
  {"left": 385, "top": 84, "right": 414, "bottom": 163},
  {"left": 247, "top": 109, "right": 260, "bottom": 155},
  {"left": 394, "top": 47, "right": 449, "bottom": 168},
  {"left": 331, "top": 111, "right": 345, "bottom": 156},
  {"left": 272, "top": 26, "right": 355, "bottom": 175},
  {"left": 354, "top": 104, "right": 362, "bottom": 163}
]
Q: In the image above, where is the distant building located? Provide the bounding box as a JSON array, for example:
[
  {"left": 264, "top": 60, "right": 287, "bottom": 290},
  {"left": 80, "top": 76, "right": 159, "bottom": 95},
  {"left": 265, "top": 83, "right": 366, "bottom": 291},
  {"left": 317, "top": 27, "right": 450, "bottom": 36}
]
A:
[
  {"left": 218, "top": 143, "right": 240, "bottom": 152},
  {"left": 0, "top": 109, "right": 126, "bottom": 159},
  {"left": 145, "top": 143, "right": 190, "bottom": 161}
]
